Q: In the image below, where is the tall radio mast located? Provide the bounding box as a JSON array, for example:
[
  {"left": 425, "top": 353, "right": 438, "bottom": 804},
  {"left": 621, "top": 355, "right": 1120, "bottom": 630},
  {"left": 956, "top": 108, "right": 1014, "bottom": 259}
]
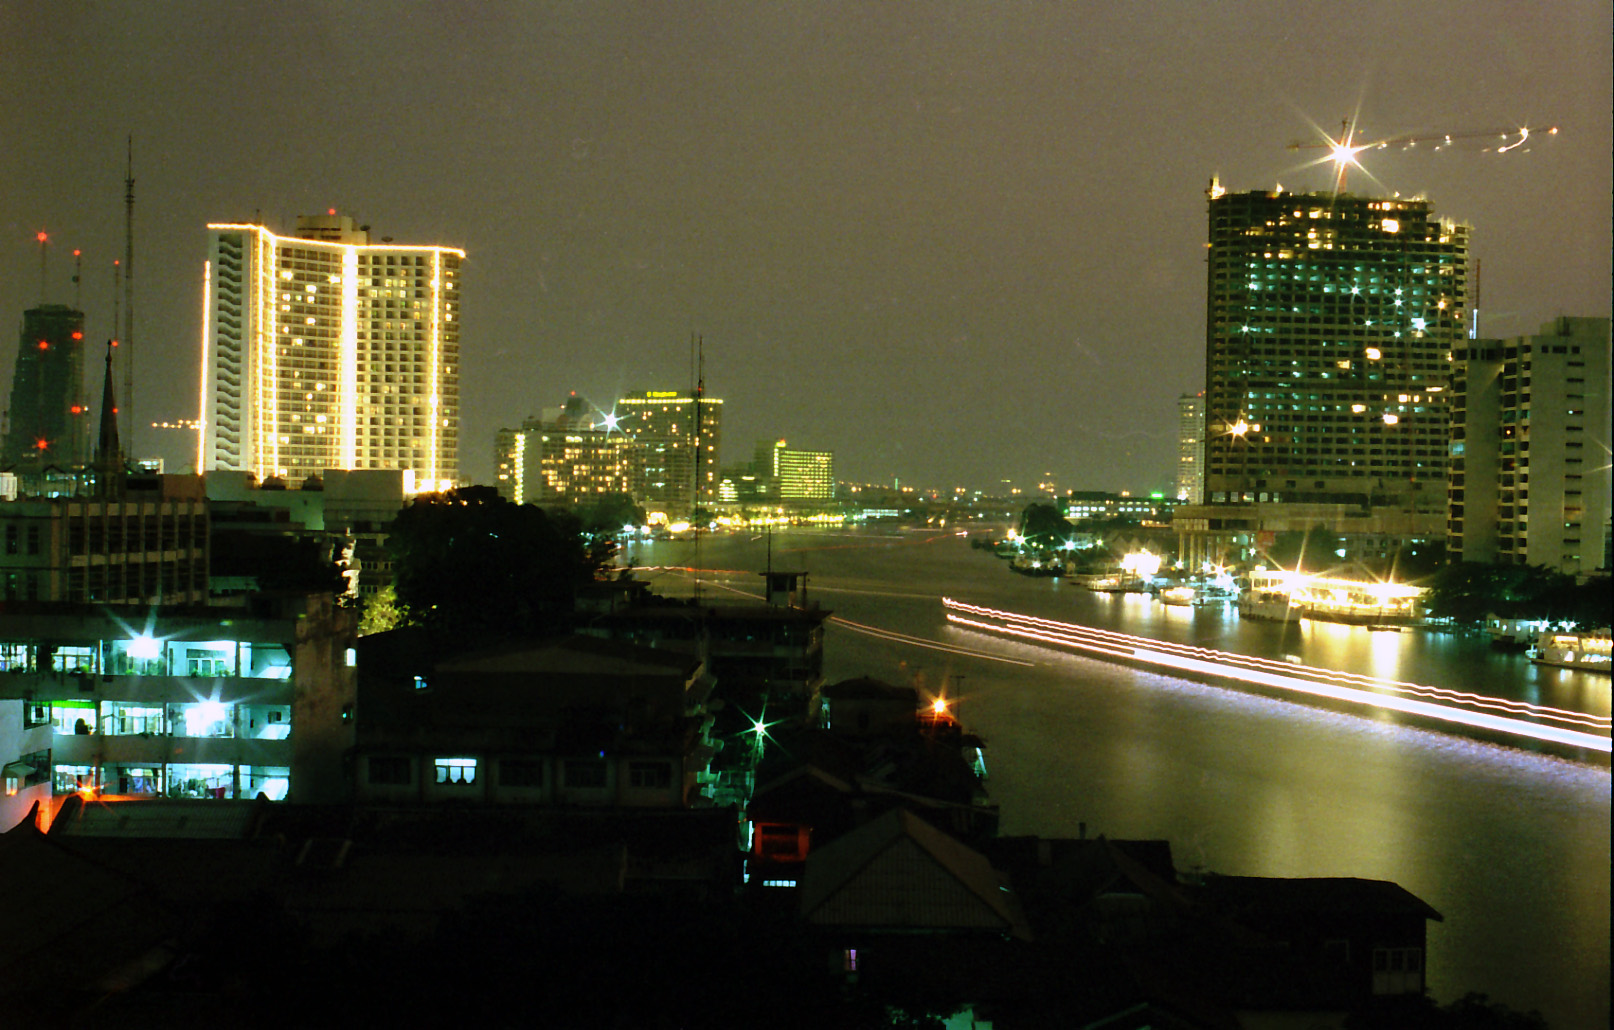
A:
[{"left": 122, "top": 135, "right": 136, "bottom": 456}]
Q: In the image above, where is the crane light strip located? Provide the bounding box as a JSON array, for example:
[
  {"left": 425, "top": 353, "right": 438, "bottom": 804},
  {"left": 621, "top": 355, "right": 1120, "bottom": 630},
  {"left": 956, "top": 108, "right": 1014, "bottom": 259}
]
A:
[
  {"left": 943, "top": 599, "right": 1611, "bottom": 753},
  {"left": 257, "top": 228, "right": 279, "bottom": 480},
  {"left": 340, "top": 248, "right": 359, "bottom": 469},
  {"left": 428, "top": 251, "right": 441, "bottom": 491}
]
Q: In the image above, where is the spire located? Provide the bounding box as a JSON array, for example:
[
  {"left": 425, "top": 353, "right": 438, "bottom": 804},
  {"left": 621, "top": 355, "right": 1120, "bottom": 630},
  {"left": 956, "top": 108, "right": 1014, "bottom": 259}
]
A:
[{"left": 95, "top": 342, "right": 124, "bottom": 496}]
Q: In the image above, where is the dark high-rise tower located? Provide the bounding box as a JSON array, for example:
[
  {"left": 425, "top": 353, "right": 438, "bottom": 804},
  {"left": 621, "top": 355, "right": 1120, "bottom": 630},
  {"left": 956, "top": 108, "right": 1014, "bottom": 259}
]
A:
[
  {"left": 2, "top": 304, "right": 88, "bottom": 471},
  {"left": 1203, "top": 186, "right": 1469, "bottom": 511}
]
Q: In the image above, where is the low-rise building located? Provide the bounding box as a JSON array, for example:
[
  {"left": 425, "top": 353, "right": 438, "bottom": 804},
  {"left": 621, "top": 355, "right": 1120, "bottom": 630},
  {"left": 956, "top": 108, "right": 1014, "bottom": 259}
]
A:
[
  {"left": 352, "top": 633, "right": 717, "bottom": 808},
  {"left": 206, "top": 467, "right": 408, "bottom": 598},
  {"left": 0, "top": 474, "right": 209, "bottom": 605},
  {"left": 0, "top": 593, "right": 357, "bottom": 831}
]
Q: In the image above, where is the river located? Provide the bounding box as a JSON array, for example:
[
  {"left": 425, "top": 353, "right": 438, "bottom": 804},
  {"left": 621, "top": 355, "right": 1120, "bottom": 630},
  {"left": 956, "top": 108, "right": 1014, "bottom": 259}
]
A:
[{"left": 630, "top": 526, "right": 1610, "bottom": 1028}]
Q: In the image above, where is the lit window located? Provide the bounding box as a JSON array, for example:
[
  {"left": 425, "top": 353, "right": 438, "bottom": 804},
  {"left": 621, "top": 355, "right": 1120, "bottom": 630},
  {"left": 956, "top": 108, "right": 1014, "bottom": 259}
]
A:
[{"left": 434, "top": 757, "right": 477, "bottom": 785}]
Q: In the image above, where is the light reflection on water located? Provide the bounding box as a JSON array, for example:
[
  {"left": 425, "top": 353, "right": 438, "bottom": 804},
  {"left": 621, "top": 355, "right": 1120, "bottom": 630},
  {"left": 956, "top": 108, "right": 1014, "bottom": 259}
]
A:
[{"left": 635, "top": 529, "right": 1610, "bottom": 1026}]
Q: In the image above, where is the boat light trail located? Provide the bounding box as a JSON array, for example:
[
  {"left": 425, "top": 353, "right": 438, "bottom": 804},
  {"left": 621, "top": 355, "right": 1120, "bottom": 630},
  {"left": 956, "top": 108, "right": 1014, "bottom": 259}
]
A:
[
  {"left": 944, "top": 598, "right": 1611, "bottom": 753},
  {"left": 833, "top": 615, "right": 1037, "bottom": 666}
]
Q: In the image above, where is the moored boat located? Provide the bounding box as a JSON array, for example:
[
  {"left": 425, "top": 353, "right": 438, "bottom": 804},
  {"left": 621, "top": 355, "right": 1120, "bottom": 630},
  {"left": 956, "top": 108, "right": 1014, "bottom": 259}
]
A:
[
  {"left": 1527, "top": 629, "right": 1612, "bottom": 673},
  {"left": 1487, "top": 615, "right": 1549, "bottom": 650},
  {"left": 1237, "top": 589, "right": 1299, "bottom": 621},
  {"left": 1158, "top": 585, "right": 1197, "bottom": 606}
]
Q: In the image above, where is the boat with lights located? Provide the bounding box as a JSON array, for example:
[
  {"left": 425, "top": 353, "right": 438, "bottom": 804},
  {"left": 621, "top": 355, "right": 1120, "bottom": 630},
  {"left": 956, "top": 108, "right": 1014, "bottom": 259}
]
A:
[
  {"left": 1528, "top": 630, "right": 1612, "bottom": 673},
  {"left": 1487, "top": 615, "right": 1550, "bottom": 650},
  {"left": 1237, "top": 586, "right": 1300, "bottom": 621},
  {"left": 1157, "top": 585, "right": 1197, "bottom": 606}
]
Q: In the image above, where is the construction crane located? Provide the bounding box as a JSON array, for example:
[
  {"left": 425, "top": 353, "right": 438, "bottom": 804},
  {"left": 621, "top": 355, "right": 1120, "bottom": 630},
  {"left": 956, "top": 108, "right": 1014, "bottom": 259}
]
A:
[{"left": 1288, "top": 119, "right": 1558, "bottom": 192}]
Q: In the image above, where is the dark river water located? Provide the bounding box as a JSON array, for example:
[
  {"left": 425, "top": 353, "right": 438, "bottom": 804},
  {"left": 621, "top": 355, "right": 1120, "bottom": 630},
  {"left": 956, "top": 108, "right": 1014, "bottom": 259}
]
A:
[{"left": 631, "top": 526, "right": 1610, "bottom": 1029}]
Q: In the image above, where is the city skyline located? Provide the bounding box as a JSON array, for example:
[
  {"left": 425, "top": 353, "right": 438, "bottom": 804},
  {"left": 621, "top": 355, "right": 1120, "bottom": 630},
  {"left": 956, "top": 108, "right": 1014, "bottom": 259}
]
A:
[{"left": 2, "top": 3, "right": 1608, "bottom": 493}]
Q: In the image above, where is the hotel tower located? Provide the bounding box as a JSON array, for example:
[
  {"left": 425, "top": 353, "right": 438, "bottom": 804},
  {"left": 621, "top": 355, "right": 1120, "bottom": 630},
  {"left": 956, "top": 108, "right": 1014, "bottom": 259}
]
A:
[
  {"left": 1203, "top": 185, "right": 1469, "bottom": 510},
  {"left": 1176, "top": 185, "right": 1470, "bottom": 569},
  {"left": 199, "top": 214, "right": 463, "bottom": 491}
]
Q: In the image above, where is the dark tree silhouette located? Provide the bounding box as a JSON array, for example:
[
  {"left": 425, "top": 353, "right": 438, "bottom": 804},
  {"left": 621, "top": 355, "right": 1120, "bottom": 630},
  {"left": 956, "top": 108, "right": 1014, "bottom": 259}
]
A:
[
  {"left": 386, "top": 486, "right": 609, "bottom": 637},
  {"left": 1017, "top": 502, "right": 1074, "bottom": 549}
]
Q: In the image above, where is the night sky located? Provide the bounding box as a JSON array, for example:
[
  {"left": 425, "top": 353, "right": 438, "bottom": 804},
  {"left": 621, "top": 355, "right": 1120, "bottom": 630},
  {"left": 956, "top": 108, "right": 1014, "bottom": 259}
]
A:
[{"left": 2, "top": 2, "right": 1608, "bottom": 493}]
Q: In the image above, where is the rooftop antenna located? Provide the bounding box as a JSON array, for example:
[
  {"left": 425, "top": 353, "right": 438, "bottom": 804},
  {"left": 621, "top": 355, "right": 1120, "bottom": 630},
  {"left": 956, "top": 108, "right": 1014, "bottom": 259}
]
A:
[
  {"left": 122, "top": 135, "right": 136, "bottom": 456},
  {"left": 72, "top": 248, "right": 82, "bottom": 309},
  {"left": 36, "top": 230, "right": 48, "bottom": 304}
]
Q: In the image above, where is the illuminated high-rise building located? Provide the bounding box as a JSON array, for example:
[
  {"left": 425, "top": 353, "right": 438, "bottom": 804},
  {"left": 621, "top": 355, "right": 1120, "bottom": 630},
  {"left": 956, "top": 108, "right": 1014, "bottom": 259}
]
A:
[
  {"left": 1203, "top": 187, "right": 1469, "bottom": 508},
  {"left": 1176, "top": 392, "right": 1204, "bottom": 503},
  {"left": 754, "top": 439, "right": 834, "bottom": 500},
  {"left": 1176, "top": 186, "right": 1470, "bottom": 568},
  {"left": 1449, "top": 317, "right": 1611, "bottom": 573},
  {"left": 199, "top": 215, "right": 463, "bottom": 491},
  {"left": 614, "top": 390, "right": 722, "bottom": 516},
  {"left": 494, "top": 397, "right": 632, "bottom": 505},
  {"left": 3, "top": 305, "right": 88, "bottom": 473}
]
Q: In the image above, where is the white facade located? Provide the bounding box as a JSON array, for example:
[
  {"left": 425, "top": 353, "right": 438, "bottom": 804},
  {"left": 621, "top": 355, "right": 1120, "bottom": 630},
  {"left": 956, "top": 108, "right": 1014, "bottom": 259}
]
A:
[
  {"left": 1449, "top": 317, "right": 1612, "bottom": 573},
  {"left": 1176, "top": 393, "right": 1204, "bottom": 503},
  {"left": 200, "top": 215, "right": 463, "bottom": 492}
]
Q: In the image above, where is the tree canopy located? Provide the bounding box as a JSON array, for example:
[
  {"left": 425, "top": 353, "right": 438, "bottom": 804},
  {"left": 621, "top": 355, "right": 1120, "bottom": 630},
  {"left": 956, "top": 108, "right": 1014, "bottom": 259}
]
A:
[
  {"left": 570, "top": 492, "right": 647, "bottom": 536},
  {"left": 1016, "top": 502, "right": 1075, "bottom": 550},
  {"left": 1423, "top": 561, "right": 1609, "bottom": 627},
  {"left": 386, "top": 486, "right": 612, "bottom": 638},
  {"left": 1263, "top": 526, "right": 1343, "bottom": 573}
]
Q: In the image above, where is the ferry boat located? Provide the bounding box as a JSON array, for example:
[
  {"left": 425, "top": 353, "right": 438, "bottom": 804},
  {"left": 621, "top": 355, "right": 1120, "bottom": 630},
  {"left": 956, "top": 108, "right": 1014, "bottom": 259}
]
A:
[
  {"left": 1527, "top": 630, "right": 1613, "bottom": 673},
  {"left": 1073, "top": 572, "right": 1142, "bottom": 593},
  {"left": 1237, "top": 589, "right": 1300, "bottom": 621},
  {"left": 1487, "top": 616, "right": 1550, "bottom": 650}
]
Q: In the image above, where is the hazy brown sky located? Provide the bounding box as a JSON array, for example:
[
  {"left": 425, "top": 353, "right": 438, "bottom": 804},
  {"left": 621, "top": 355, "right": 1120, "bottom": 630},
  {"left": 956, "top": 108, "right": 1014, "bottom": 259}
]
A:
[{"left": 3, "top": 1, "right": 1608, "bottom": 491}]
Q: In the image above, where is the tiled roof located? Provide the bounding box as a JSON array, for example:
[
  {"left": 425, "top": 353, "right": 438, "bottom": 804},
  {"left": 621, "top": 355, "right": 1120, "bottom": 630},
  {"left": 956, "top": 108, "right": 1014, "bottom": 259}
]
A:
[{"left": 801, "top": 808, "right": 1030, "bottom": 939}]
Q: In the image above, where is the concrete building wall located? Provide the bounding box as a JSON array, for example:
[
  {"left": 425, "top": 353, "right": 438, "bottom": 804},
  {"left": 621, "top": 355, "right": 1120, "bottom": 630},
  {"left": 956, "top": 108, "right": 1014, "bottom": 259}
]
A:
[
  {"left": 0, "top": 476, "right": 209, "bottom": 605},
  {"left": 1449, "top": 317, "right": 1611, "bottom": 573}
]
